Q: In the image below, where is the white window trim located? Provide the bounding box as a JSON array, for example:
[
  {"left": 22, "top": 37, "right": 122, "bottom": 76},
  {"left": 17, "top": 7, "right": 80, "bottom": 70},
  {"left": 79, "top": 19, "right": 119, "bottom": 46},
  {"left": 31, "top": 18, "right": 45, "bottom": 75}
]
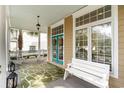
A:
[
  {"left": 47, "top": 27, "right": 49, "bottom": 61},
  {"left": 73, "top": 5, "right": 118, "bottom": 78},
  {"left": 111, "top": 5, "right": 118, "bottom": 78},
  {"left": 51, "top": 19, "right": 64, "bottom": 28},
  {"left": 50, "top": 19, "right": 65, "bottom": 66}
]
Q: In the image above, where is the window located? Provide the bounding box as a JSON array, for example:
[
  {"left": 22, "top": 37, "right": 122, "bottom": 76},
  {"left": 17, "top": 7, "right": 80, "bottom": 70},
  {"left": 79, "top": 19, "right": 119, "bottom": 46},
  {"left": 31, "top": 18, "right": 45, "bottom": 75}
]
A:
[
  {"left": 73, "top": 5, "right": 118, "bottom": 78},
  {"left": 52, "top": 24, "right": 63, "bottom": 35},
  {"left": 75, "top": 25, "right": 112, "bottom": 70},
  {"left": 75, "top": 22, "right": 112, "bottom": 69},
  {"left": 91, "top": 22, "right": 112, "bottom": 70},
  {"left": 76, "top": 28, "right": 88, "bottom": 60},
  {"left": 74, "top": 6, "right": 113, "bottom": 71},
  {"left": 75, "top": 5, "right": 111, "bottom": 27}
]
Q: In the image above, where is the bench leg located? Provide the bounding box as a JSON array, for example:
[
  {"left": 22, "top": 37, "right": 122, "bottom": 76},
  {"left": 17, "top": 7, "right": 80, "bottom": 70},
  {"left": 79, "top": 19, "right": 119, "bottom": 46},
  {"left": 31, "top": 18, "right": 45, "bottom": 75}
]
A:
[
  {"left": 63, "top": 70, "right": 69, "bottom": 80},
  {"left": 105, "top": 82, "right": 109, "bottom": 88},
  {"left": 106, "top": 85, "right": 109, "bottom": 88},
  {"left": 106, "top": 84, "right": 109, "bottom": 88},
  {"left": 100, "top": 83, "right": 109, "bottom": 88}
]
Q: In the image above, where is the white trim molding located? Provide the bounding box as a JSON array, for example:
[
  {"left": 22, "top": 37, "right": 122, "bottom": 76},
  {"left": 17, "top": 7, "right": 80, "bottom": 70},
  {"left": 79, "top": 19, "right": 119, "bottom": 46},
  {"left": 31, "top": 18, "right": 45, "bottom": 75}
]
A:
[
  {"left": 50, "top": 27, "right": 52, "bottom": 62},
  {"left": 111, "top": 5, "right": 118, "bottom": 78},
  {"left": 72, "top": 5, "right": 119, "bottom": 78},
  {"left": 47, "top": 27, "right": 49, "bottom": 61},
  {"left": 72, "top": 5, "right": 104, "bottom": 18},
  {"left": 51, "top": 19, "right": 64, "bottom": 29},
  {"left": 73, "top": 14, "right": 76, "bottom": 58}
]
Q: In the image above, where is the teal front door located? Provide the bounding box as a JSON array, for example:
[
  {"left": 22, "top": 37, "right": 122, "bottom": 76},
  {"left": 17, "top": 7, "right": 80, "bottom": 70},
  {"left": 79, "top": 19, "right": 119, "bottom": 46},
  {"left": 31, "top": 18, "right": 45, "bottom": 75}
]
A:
[{"left": 52, "top": 34, "right": 63, "bottom": 65}]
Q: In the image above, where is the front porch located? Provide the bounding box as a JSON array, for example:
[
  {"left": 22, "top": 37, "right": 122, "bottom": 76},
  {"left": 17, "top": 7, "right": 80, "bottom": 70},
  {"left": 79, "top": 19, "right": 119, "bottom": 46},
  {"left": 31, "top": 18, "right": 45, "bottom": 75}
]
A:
[
  {"left": 15, "top": 57, "right": 96, "bottom": 88},
  {"left": 0, "top": 5, "right": 124, "bottom": 88}
]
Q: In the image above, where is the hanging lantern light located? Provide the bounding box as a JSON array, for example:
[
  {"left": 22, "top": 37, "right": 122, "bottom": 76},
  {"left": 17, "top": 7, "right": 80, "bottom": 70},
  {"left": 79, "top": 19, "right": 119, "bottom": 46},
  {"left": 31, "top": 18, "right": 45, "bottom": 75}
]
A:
[
  {"left": 8, "top": 62, "right": 15, "bottom": 72},
  {"left": 6, "top": 72, "right": 18, "bottom": 88},
  {"left": 36, "top": 16, "right": 41, "bottom": 31},
  {"left": 7, "top": 62, "right": 18, "bottom": 88}
]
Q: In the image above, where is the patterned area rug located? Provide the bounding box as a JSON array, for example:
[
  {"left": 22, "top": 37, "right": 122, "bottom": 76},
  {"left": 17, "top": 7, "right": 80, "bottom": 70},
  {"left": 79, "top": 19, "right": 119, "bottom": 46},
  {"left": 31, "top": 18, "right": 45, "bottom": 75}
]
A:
[{"left": 17, "top": 62, "right": 64, "bottom": 88}]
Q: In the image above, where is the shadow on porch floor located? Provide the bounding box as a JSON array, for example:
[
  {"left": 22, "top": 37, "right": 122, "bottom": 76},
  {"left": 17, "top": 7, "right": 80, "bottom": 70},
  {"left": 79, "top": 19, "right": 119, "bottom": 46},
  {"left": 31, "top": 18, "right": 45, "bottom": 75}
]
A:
[{"left": 45, "top": 75, "right": 97, "bottom": 88}]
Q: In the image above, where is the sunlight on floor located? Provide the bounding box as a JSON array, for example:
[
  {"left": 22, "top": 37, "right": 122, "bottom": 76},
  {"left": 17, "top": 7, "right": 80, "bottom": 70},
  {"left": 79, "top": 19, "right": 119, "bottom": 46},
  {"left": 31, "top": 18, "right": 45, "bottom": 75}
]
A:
[{"left": 16, "top": 58, "right": 64, "bottom": 88}]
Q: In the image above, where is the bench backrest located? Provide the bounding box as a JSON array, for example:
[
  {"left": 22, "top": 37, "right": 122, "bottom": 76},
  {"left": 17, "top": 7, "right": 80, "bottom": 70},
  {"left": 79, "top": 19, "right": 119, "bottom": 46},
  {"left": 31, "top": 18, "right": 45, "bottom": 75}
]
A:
[{"left": 71, "top": 58, "right": 110, "bottom": 80}]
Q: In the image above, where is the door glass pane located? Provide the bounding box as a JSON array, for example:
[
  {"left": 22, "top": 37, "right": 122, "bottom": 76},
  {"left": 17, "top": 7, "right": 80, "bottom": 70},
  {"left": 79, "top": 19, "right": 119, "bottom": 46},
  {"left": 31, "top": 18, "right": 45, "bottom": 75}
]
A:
[
  {"left": 52, "top": 38, "right": 57, "bottom": 59},
  {"left": 75, "top": 28, "right": 88, "bottom": 60},
  {"left": 58, "top": 36, "right": 63, "bottom": 60},
  {"left": 91, "top": 22, "right": 111, "bottom": 68},
  {"left": 52, "top": 24, "right": 64, "bottom": 65}
]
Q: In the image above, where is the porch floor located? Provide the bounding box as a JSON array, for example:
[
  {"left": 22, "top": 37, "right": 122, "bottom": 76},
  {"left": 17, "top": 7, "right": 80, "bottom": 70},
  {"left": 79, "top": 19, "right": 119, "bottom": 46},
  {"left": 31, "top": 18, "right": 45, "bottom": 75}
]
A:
[
  {"left": 45, "top": 75, "right": 97, "bottom": 88},
  {"left": 16, "top": 57, "right": 97, "bottom": 88}
]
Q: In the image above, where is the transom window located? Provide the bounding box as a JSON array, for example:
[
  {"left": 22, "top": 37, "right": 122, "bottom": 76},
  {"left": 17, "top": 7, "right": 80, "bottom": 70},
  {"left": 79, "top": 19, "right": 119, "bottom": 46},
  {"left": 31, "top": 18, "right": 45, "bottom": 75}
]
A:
[
  {"left": 76, "top": 5, "right": 111, "bottom": 27},
  {"left": 52, "top": 25, "right": 63, "bottom": 35}
]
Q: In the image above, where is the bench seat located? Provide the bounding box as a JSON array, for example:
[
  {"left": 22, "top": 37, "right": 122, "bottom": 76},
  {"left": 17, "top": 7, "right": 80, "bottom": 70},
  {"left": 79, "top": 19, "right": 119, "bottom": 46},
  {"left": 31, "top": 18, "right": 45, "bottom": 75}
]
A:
[{"left": 63, "top": 58, "right": 110, "bottom": 88}]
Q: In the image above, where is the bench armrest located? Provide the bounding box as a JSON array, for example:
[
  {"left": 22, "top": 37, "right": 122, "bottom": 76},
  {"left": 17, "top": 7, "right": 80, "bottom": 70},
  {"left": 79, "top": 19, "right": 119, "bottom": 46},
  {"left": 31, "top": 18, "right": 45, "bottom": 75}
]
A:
[{"left": 67, "top": 63, "right": 72, "bottom": 68}]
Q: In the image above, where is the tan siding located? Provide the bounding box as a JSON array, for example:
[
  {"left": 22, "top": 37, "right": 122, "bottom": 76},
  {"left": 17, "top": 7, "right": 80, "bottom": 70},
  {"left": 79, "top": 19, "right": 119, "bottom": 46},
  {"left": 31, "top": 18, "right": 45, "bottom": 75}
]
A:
[
  {"left": 110, "top": 5, "right": 124, "bottom": 88},
  {"left": 118, "top": 6, "right": 124, "bottom": 87},
  {"left": 47, "top": 26, "right": 51, "bottom": 62},
  {"left": 64, "top": 15, "right": 73, "bottom": 68}
]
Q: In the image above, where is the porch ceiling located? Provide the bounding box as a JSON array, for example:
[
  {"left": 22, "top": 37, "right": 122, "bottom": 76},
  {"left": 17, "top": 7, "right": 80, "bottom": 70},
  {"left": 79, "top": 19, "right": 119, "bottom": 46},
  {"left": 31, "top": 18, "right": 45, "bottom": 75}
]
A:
[{"left": 9, "top": 5, "right": 85, "bottom": 33}]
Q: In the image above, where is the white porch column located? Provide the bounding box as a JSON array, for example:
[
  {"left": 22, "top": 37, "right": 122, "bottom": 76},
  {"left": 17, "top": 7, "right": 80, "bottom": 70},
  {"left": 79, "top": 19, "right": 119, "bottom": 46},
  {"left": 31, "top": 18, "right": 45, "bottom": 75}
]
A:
[
  {"left": 38, "top": 31, "right": 41, "bottom": 58},
  {"left": 37, "top": 31, "right": 41, "bottom": 63},
  {"left": 0, "top": 6, "right": 7, "bottom": 88}
]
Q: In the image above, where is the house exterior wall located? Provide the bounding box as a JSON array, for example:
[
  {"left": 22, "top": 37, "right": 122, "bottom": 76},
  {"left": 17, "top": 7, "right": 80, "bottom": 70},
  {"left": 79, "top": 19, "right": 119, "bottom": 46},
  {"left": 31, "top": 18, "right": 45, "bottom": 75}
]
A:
[
  {"left": 64, "top": 15, "right": 73, "bottom": 68},
  {"left": 109, "top": 5, "right": 124, "bottom": 88},
  {"left": 47, "top": 16, "right": 73, "bottom": 68},
  {"left": 47, "top": 5, "right": 124, "bottom": 88}
]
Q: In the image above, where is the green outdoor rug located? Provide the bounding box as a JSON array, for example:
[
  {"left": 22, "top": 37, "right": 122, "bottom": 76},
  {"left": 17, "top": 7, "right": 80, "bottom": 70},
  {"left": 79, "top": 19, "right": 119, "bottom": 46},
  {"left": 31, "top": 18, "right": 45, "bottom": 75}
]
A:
[{"left": 17, "top": 62, "right": 64, "bottom": 88}]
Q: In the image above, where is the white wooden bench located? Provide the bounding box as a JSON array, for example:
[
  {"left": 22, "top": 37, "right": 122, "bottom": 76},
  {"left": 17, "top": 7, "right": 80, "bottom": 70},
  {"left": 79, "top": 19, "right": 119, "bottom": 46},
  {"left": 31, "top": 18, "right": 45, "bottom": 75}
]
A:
[{"left": 63, "top": 58, "right": 110, "bottom": 88}]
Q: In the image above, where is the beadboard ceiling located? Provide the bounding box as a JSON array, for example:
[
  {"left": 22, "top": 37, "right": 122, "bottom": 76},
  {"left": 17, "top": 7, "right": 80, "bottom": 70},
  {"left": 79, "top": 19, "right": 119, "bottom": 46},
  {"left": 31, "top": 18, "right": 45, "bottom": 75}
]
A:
[{"left": 9, "top": 5, "right": 85, "bottom": 32}]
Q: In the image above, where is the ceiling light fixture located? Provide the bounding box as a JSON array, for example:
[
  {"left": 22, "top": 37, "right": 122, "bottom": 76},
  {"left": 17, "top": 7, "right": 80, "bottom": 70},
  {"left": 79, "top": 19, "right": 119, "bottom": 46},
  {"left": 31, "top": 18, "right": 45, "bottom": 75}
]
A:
[{"left": 36, "top": 16, "right": 41, "bottom": 31}]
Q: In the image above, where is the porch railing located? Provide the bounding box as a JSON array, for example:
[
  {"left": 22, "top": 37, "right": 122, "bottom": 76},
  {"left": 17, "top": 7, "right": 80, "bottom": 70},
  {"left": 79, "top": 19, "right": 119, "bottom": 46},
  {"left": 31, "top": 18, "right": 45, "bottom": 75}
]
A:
[{"left": 9, "top": 49, "right": 47, "bottom": 60}]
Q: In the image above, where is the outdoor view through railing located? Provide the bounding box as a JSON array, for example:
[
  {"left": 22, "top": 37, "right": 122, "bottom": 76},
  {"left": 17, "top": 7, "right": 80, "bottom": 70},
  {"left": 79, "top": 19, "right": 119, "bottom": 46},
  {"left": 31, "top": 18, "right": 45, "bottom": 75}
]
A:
[{"left": 9, "top": 29, "right": 47, "bottom": 59}]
